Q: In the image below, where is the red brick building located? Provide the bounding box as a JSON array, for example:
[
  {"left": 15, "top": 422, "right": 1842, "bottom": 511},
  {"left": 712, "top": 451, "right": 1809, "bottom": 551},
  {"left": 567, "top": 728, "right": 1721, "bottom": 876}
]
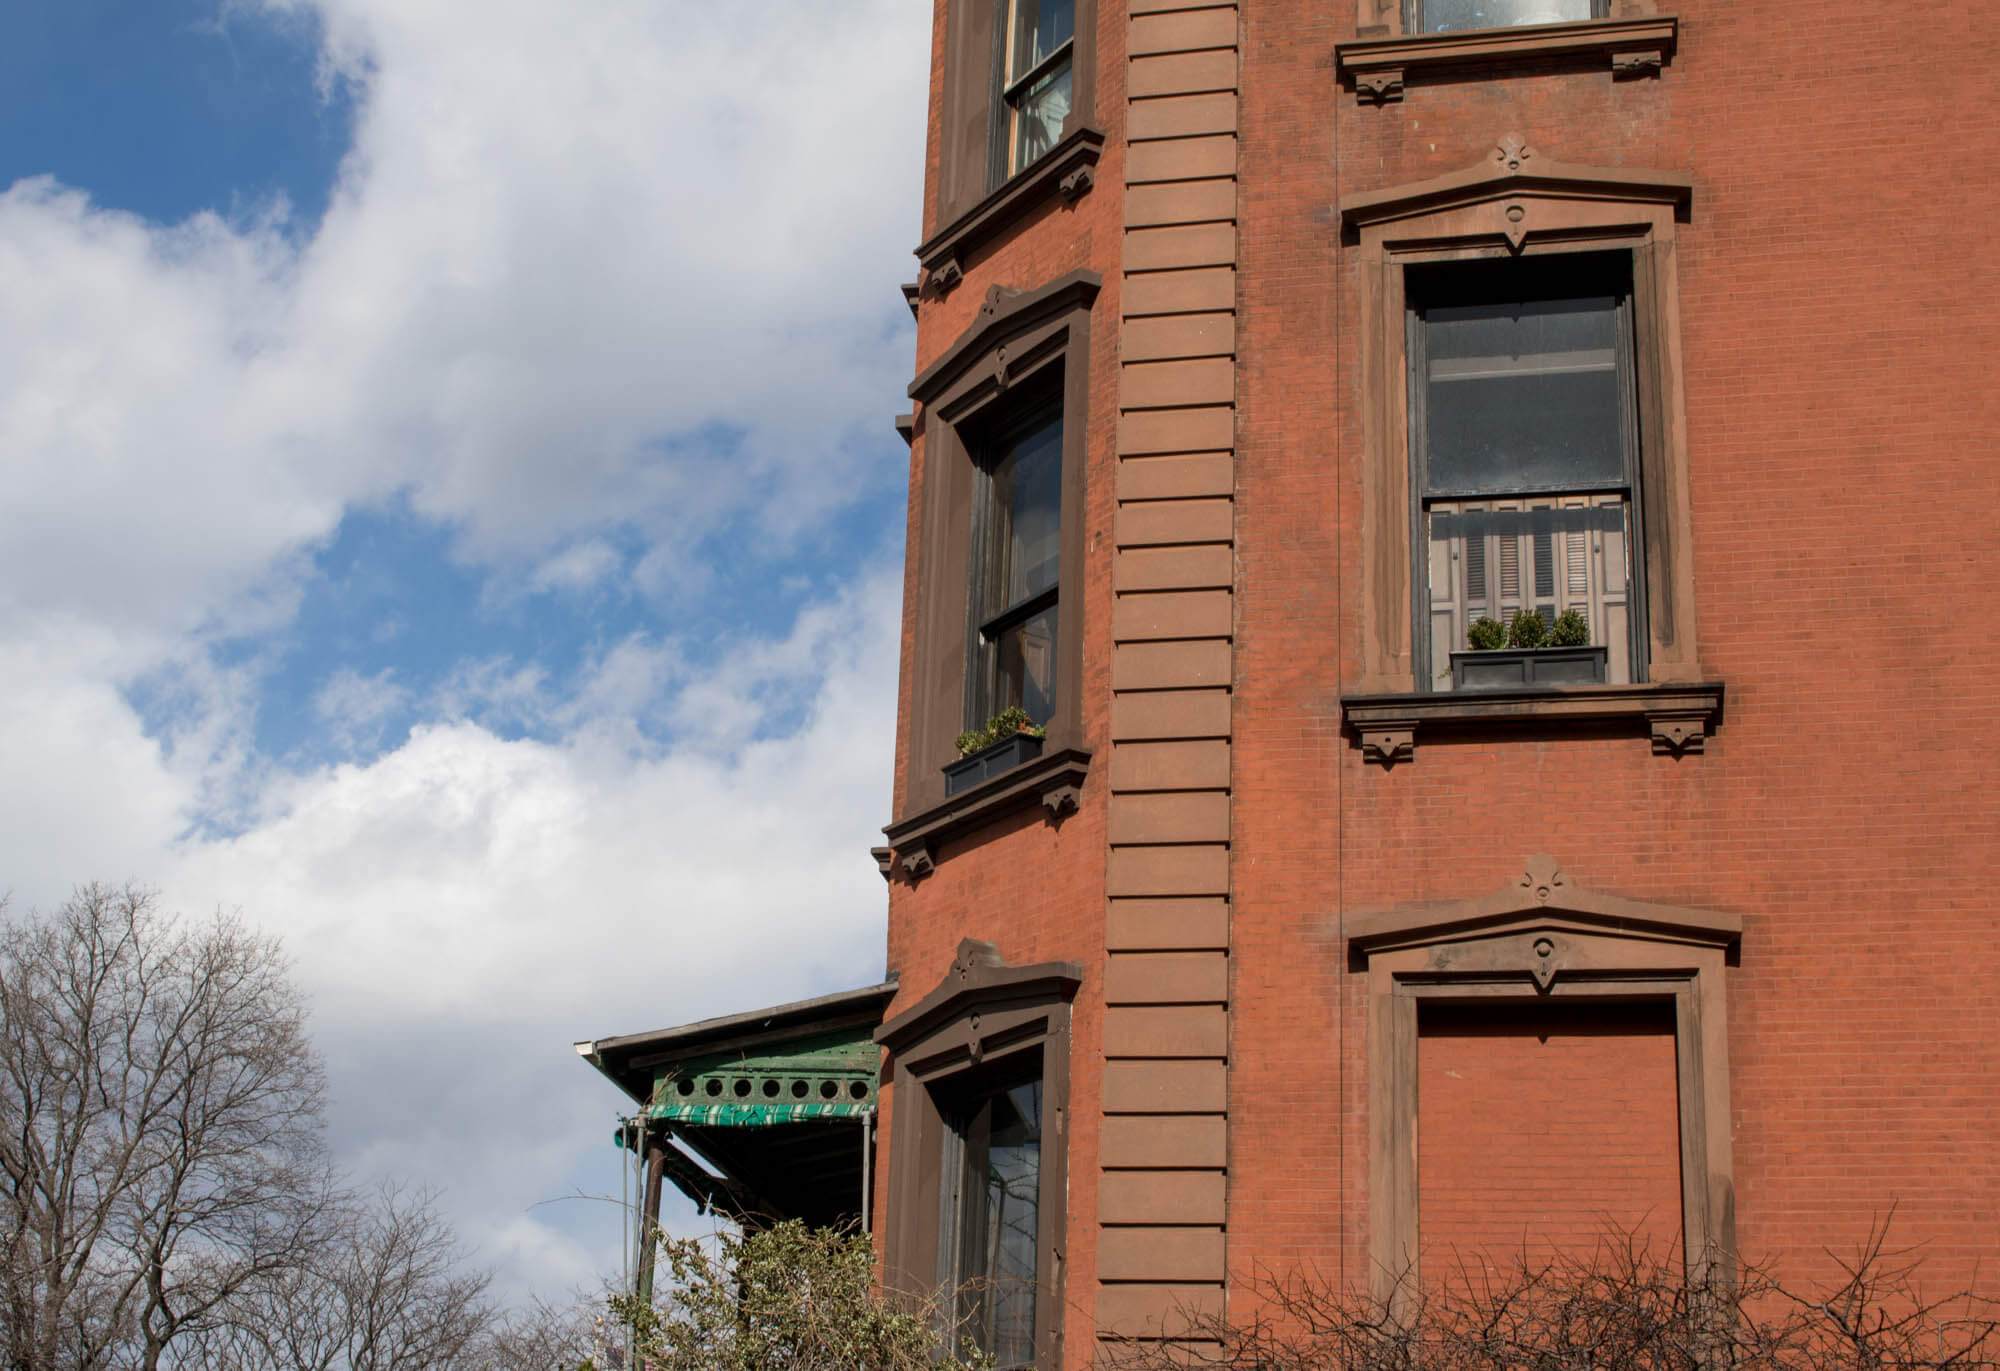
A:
[{"left": 583, "top": 0, "right": 2000, "bottom": 1365}]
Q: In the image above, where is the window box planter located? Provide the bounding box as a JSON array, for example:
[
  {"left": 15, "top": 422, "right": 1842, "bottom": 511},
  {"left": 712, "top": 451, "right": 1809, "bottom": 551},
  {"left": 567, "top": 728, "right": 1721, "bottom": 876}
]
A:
[
  {"left": 1451, "top": 645, "right": 1608, "bottom": 691},
  {"left": 944, "top": 733, "right": 1045, "bottom": 796}
]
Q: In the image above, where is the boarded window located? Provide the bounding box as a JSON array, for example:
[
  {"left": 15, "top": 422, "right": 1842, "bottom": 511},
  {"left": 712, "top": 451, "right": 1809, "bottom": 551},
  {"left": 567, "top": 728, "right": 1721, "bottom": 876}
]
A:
[{"left": 1417, "top": 1000, "right": 1683, "bottom": 1276}]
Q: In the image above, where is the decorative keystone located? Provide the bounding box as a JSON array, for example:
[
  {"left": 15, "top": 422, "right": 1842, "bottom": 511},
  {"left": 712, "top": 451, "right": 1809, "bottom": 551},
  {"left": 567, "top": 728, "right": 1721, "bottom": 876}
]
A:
[{"left": 1518, "top": 855, "right": 1568, "bottom": 905}]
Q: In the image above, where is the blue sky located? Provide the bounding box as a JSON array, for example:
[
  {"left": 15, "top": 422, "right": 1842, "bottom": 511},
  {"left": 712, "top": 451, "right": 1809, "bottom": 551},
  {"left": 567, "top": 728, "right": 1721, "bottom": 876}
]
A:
[{"left": 0, "top": 0, "right": 929, "bottom": 1300}]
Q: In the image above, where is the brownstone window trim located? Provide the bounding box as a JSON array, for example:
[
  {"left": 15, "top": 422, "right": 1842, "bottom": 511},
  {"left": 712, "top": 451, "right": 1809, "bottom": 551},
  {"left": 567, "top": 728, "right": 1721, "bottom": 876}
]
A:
[
  {"left": 877, "top": 941, "right": 1083, "bottom": 1371},
  {"left": 917, "top": 125, "right": 1106, "bottom": 300},
  {"left": 1337, "top": 142, "right": 1711, "bottom": 760},
  {"left": 929, "top": 0, "right": 1100, "bottom": 290},
  {"left": 1346, "top": 857, "right": 1739, "bottom": 1306},
  {"left": 890, "top": 273, "right": 1099, "bottom": 867},
  {"left": 1335, "top": 14, "right": 1677, "bottom": 103}
]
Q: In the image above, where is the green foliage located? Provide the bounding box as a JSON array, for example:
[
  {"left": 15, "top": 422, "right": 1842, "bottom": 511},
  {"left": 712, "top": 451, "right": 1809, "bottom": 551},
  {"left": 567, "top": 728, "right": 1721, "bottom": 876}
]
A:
[
  {"left": 1507, "top": 608, "right": 1550, "bottom": 650},
  {"left": 1550, "top": 607, "right": 1591, "bottom": 647},
  {"left": 954, "top": 705, "right": 1045, "bottom": 757},
  {"left": 1466, "top": 616, "right": 1508, "bottom": 651},
  {"left": 609, "top": 1222, "right": 993, "bottom": 1371}
]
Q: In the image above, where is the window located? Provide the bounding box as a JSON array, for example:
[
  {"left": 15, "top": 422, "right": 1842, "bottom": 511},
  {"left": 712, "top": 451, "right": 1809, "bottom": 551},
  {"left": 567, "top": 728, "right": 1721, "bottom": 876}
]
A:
[
  {"left": 1336, "top": 142, "right": 1716, "bottom": 760},
  {"left": 894, "top": 272, "right": 1095, "bottom": 834},
  {"left": 969, "top": 394, "right": 1063, "bottom": 726},
  {"left": 996, "top": 0, "right": 1075, "bottom": 183},
  {"left": 940, "top": 1064, "right": 1045, "bottom": 1364},
  {"left": 1346, "top": 857, "right": 1739, "bottom": 1302},
  {"left": 1407, "top": 0, "right": 1605, "bottom": 32},
  {"left": 877, "top": 940, "right": 1079, "bottom": 1369},
  {"left": 925, "top": 0, "right": 1098, "bottom": 262},
  {"left": 1408, "top": 253, "right": 1644, "bottom": 690}
]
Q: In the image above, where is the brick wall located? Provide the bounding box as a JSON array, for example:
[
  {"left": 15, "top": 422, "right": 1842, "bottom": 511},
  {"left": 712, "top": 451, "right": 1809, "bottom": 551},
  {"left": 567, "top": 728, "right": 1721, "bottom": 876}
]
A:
[{"left": 885, "top": 0, "right": 2000, "bottom": 1354}]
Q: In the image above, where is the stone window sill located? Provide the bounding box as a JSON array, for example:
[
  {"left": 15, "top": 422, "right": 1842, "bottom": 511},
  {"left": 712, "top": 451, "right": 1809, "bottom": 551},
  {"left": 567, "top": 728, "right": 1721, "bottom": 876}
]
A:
[
  {"left": 1341, "top": 682, "right": 1722, "bottom": 765},
  {"left": 879, "top": 747, "right": 1091, "bottom": 880},
  {"left": 1335, "top": 16, "right": 1677, "bottom": 103},
  {"left": 914, "top": 126, "right": 1104, "bottom": 300}
]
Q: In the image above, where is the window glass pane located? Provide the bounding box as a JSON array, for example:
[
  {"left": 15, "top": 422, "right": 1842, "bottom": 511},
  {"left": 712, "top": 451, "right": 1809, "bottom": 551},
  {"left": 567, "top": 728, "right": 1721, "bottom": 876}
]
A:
[
  {"left": 990, "top": 413, "right": 1063, "bottom": 611},
  {"left": 1011, "top": 0, "right": 1075, "bottom": 74},
  {"left": 1423, "top": 296, "right": 1624, "bottom": 494},
  {"left": 980, "top": 1081, "right": 1042, "bottom": 1365},
  {"left": 993, "top": 605, "right": 1058, "bottom": 723},
  {"left": 1426, "top": 496, "right": 1632, "bottom": 689},
  {"left": 1418, "top": 0, "right": 1592, "bottom": 32},
  {"left": 1011, "top": 59, "right": 1071, "bottom": 171}
]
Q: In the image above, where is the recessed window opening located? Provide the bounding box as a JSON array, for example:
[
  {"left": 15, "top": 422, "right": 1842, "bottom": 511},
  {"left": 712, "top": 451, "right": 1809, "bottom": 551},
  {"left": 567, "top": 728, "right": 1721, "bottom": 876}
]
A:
[
  {"left": 967, "top": 375, "right": 1063, "bottom": 728},
  {"left": 1407, "top": 0, "right": 1606, "bottom": 34},
  {"left": 996, "top": 0, "right": 1074, "bottom": 182},
  {"left": 1408, "top": 251, "right": 1646, "bottom": 689}
]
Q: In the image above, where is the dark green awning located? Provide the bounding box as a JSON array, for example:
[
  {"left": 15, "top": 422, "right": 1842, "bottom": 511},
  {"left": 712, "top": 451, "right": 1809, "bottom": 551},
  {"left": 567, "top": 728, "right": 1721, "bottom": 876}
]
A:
[{"left": 577, "top": 980, "right": 895, "bottom": 1229}]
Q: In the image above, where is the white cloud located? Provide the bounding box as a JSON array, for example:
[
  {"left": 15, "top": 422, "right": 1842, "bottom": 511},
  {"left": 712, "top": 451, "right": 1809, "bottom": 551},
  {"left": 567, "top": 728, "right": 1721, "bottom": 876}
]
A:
[{"left": 0, "top": 0, "right": 929, "bottom": 1305}]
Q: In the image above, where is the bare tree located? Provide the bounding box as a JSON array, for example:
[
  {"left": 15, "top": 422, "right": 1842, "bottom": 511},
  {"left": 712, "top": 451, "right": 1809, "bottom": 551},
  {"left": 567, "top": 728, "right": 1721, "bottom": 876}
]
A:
[
  {"left": 0, "top": 884, "right": 334, "bottom": 1370},
  {"left": 171, "top": 1185, "right": 492, "bottom": 1371}
]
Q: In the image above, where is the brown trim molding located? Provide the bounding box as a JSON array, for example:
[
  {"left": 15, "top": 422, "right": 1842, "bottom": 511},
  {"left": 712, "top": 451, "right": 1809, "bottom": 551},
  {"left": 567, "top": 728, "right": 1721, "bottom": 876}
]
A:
[
  {"left": 1341, "top": 682, "right": 1724, "bottom": 765},
  {"left": 877, "top": 940, "right": 1082, "bottom": 1368},
  {"left": 1336, "top": 16, "right": 1677, "bottom": 103},
  {"left": 910, "top": 270, "right": 1102, "bottom": 406},
  {"left": 918, "top": 125, "right": 1106, "bottom": 300},
  {"left": 1342, "top": 138, "right": 1707, "bottom": 721},
  {"left": 899, "top": 272, "right": 1098, "bottom": 836},
  {"left": 883, "top": 747, "right": 1092, "bottom": 882},
  {"left": 1348, "top": 856, "right": 1739, "bottom": 1305}
]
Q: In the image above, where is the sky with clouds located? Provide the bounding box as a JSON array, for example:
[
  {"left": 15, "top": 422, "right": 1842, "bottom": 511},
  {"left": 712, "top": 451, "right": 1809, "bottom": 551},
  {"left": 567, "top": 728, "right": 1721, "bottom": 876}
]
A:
[{"left": 0, "top": 0, "right": 928, "bottom": 1300}]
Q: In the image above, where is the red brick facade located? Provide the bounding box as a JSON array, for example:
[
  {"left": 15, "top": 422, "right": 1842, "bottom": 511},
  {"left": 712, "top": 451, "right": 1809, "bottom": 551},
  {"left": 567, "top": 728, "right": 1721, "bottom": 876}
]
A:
[{"left": 879, "top": 0, "right": 2000, "bottom": 1362}]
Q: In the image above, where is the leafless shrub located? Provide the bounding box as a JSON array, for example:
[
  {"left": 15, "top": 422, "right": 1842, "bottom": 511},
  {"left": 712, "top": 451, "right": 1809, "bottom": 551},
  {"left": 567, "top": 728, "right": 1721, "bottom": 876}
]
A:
[{"left": 1100, "top": 1224, "right": 1999, "bottom": 1371}]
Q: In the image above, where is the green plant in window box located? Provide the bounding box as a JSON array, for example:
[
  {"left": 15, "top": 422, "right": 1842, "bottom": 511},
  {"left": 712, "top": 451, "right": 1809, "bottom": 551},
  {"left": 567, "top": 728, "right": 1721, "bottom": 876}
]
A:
[
  {"left": 954, "top": 705, "right": 1046, "bottom": 758},
  {"left": 1550, "top": 607, "right": 1591, "bottom": 648},
  {"left": 1506, "top": 609, "right": 1550, "bottom": 650},
  {"left": 1466, "top": 616, "right": 1508, "bottom": 652}
]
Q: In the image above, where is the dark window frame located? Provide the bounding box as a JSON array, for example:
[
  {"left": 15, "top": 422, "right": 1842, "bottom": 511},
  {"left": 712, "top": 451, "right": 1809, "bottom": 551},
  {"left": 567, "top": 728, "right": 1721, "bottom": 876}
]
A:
[
  {"left": 935, "top": 0, "right": 1098, "bottom": 232},
  {"left": 1404, "top": 251, "right": 1652, "bottom": 690},
  {"left": 900, "top": 272, "right": 1097, "bottom": 826},
  {"left": 876, "top": 941, "right": 1081, "bottom": 1371}
]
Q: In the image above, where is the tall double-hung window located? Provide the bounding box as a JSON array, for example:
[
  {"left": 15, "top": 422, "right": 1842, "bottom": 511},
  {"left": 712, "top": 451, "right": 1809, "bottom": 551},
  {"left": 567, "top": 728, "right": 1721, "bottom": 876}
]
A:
[
  {"left": 1409, "top": 252, "right": 1643, "bottom": 689},
  {"left": 969, "top": 397, "right": 1063, "bottom": 726},
  {"left": 996, "top": 0, "right": 1074, "bottom": 181}
]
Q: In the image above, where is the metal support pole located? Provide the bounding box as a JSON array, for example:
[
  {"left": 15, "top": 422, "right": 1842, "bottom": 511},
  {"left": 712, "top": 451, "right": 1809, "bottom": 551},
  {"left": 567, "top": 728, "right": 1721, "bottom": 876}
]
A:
[
  {"left": 860, "top": 1105, "right": 876, "bottom": 1234},
  {"left": 636, "top": 1122, "right": 668, "bottom": 1306}
]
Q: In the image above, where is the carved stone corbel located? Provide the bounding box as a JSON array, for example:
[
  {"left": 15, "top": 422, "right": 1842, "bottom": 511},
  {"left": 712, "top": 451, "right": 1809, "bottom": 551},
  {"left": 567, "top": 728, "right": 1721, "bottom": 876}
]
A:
[
  {"left": 1058, "top": 164, "right": 1095, "bottom": 202},
  {"left": 1647, "top": 711, "right": 1708, "bottom": 756},
  {"left": 871, "top": 846, "right": 895, "bottom": 881},
  {"left": 899, "top": 842, "right": 936, "bottom": 883},
  {"left": 1355, "top": 67, "right": 1404, "bottom": 103},
  {"left": 1361, "top": 724, "right": 1416, "bottom": 767},
  {"left": 922, "top": 255, "right": 963, "bottom": 300},
  {"left": 1611, "top": 46, "right": 1664, "bottom": 77},
  {"left": 1041, "top": 781, "right": 1082, "bottom": 822}
]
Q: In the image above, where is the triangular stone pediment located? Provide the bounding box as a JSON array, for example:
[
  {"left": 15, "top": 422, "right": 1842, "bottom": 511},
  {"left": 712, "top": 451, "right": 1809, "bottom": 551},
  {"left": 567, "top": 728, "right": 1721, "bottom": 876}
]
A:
[{"left": 1346, "top": 855, "right": 1740, "bottom": 967}]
